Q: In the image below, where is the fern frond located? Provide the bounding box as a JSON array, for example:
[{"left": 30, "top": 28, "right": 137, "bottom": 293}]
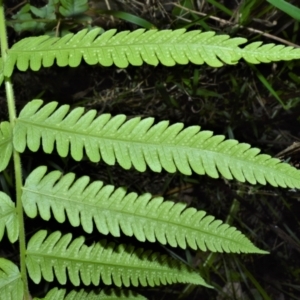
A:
[
  {"left": 5, "top": 28, "right": 300, "bottom": 76},
  {"left": 0, "top": 258, "right": 23, "bottom": 300},
  {"left": 34, "top": 287, "right": 146, "bottom": 300},
  {"left": 15, "top": 100, "right": 300, "bottom": 188},
  {"left": 59, "top": 0, "right": 89, "bottom": 17},
  {"left": 0, "top": 122, "right": 13, "bottom": 172},
  {"left": 4, "top": 28, "right": 247, "bottom": 76},
  {"left": 26, "top": 230, "right": 210, "bottom": 288},
  {"left": 240, "top": 41, "right": 300, "bottom": 64},
  {"left": 23, "top": 167, "right": 267, "bottom": 254},
  {"left": 0, "top": 191, "right": 18, "bottom": 243}
]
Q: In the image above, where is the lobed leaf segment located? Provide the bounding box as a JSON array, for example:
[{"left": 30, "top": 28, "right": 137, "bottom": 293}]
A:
[
  {"left": 0, "top": 122, "right": 13, "bottom": 172},
  {"left": 4, "top": 28, "right": 300, "bottom": 77},
  {"left": 0, "top": 258, "right": 23, "bottom": 300},
  {"left": 33, "top": 287, "right": 147, "bottom": 300},
  {"left": 0, "top": 192, "right": 18, "bottom": 243},
  {"left": 26, "top": 230, "right": 210, "bottom": 288},
  {"left": 22, "top": 167, "right": 267, "bottom": 254},
  {"left": 14, "top": 100, "right": 300, "bottom": 188}
]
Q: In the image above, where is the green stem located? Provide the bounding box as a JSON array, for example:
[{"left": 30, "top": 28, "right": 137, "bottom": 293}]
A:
[{"left": 0, "top": 1, "right": 30, "bottom": 299}]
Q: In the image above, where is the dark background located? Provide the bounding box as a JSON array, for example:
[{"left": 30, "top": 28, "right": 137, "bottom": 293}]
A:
[{"left": 1, "top": 0, "right": 300, "bottom": 299}]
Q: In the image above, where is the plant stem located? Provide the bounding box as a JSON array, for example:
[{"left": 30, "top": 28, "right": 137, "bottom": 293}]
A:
[{"left": 0, "top": 1, "right": 30, "bottom": 299}]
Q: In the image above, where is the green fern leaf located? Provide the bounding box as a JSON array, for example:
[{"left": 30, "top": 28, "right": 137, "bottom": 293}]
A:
[
  {"left": 15, "top": 100, "right": 300, "bottom": 188},
  {"left": 0, "top": 191, "right": 18, "bottom": 243},
  {"left": 4, "top": 28, "right": 247, "bottom": 76},
  {"left": 30, "top": 0, "right": 56, "bottom": 19},
  {"left": 22, "top": 166, "right": 267, "bottom": 254},
  {"left": 0, "top": 258, "right": 23, "bottom": 300},
  {"left": 59, "top": 0, "right": 89, "bottom": 17},
  {"left": 5, "top": 28, "right": 300, "bottom": 76},
  {"left": 9, "top": 3, "right": 46, "bottom": 33},
  {"left": 0, "top": 122, "right": 13, "bottom": 172},
  {"left": 33, "top": 287, "right": 147, "bottom": 300},
  {"left": 26, "top": 230, "right": 211, "bottom": 288},
  {"left": 241, "top": 41, "right": 300, "bottom": 63}
]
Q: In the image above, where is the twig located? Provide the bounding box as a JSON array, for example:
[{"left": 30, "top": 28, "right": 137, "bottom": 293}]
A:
[
  {"left": 6, "top": 0, "right": 26, "bottom": 15},
  {"left": 171, "top": 2, "right": 300, "bottom": 48},
  {"left": 105, "top": 0, "right": 114, "bottom": 23}
]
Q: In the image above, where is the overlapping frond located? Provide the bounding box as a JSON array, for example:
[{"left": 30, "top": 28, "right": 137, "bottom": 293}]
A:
[
  {"left": 15, "top": 100, "right": 300, "bottom": 188},
  {"left": 0, "top": 258, "right": 23, "bottom": 300},
  {"left": 23, "top": 167, "right": 267, "bottom": 254},
  {"left": 34, "top": 287, "right": 146, "bottom": 300},
  {"left": 26, "top": 230, "right": 210, "bottom": 288},
  {"left": 0, "top": 122, "right": 13, "bottom": 172},
  {"left": 0, "top": 192, "right": 18, "bottom": 243},
  {"left": 3, "top": 28, "right": 247, "bottom": 76}
]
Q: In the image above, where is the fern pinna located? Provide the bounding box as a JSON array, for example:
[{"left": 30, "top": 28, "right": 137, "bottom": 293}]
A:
[
  {"left": 22, "top": 166, "right": 266, "bottom": 254},
  {"left": 1, "top": 2, "right": 300, "bottom": 299},
  {"left": 3, "top": 28, "right": 300, "bottom": 79},
  {"left": 15, "top": 100, "right": 300, "bottom": 187}
]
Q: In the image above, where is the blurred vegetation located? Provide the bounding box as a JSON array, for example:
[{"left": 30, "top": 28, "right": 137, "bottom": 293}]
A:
[{"left": 1, "top": 0, "right": 300, "bottom": 299}]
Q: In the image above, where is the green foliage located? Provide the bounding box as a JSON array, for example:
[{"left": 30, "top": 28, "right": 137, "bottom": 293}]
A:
[
  {"left": 3, "top": 28, "right": 244, "bottom": 75},
  {"left": 22, "top": 166, "right": 267, "bottom": 254},
  {"left": 26, "top": 230, "right": 209, "bottom": 287},
  {"left": 29, "top": 1, "right": 57, "bottom": 19},
  {"left": 0, "top": 192, "right": 18, "bottom": 243},
  {"left": 267, "top": 0, "right": 300, "bottom": 21},
  {"left": 4, "top": 27, "right": 300, "bottom": 77},
  {"left": 241, "top": 41, "right": 300, "bottom": 63},
  {"left": 59, "top": 0, "right": 89, "bottom": 17},
  {"left": 10, "top": 3, "right": 49, "bottom": 33},
  {"left": 7, "top": 0, "right": 91, "bottom": 35},
  {"left": 0, "top": 122, "right": 12, "bottom": 172},
  {"left": 0, "top": 258, "right": 23, "bottom": 300},
  {"left": 34, "top": 287, "right": 147, "bottom": 300},
  {"left": 14, "top": 100, "right": 300, "bottom": 187},
  {"left": 0, "top": 1, "right": 300, "bottom": 299},
  {"left": 97, "top": 10, "right": 156, "bottom": 29}
]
